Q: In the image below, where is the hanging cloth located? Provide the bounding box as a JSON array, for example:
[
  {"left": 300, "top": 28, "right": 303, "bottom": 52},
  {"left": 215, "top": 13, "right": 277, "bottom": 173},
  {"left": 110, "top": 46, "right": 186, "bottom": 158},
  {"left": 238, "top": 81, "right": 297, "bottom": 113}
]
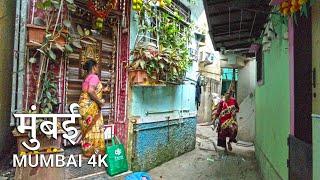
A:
[{"left": 195, "top": 76, "right": 202, "bottom": 110}]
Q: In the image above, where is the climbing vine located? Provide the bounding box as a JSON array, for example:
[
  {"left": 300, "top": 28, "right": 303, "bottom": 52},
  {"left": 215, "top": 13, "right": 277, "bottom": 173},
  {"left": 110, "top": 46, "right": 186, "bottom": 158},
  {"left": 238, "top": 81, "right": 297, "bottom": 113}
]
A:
[{"left": 130, "top": 0, "right": 193, "bottom": 83}]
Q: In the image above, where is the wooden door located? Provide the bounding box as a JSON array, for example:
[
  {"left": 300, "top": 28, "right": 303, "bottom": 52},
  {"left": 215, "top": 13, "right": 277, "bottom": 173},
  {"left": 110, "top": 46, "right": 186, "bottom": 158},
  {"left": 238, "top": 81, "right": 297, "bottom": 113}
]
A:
[{"left": 63, "top": 3, "right": 120, "bottom": 146}]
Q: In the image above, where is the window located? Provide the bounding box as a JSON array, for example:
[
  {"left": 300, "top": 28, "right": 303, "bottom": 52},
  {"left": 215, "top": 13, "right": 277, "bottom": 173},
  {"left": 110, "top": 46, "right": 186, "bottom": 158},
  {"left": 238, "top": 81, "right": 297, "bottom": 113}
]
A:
[{"left": 256, "top": 45, "right": 264, "bottom": 85}]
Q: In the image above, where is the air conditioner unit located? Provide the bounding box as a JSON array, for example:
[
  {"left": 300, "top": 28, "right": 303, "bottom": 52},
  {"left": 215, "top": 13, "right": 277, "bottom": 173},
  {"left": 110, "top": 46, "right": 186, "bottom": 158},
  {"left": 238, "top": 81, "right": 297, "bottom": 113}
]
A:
[{"left": 199, "top": 51, "right": 214, "bottom": 62}]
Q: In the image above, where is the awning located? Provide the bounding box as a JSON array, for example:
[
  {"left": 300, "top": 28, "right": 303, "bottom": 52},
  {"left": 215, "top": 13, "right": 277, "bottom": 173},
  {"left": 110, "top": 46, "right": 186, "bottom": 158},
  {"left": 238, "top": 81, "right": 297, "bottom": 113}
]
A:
[{"left": 203, "top": 0, "right": 272, "bottom": 57}]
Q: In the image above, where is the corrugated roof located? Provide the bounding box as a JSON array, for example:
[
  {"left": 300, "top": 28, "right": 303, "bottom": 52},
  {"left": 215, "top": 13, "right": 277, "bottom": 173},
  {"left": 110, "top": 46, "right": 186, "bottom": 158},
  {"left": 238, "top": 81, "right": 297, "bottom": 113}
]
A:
[{"left": 203, "top": 0, "right": 272, "bottom": 57}]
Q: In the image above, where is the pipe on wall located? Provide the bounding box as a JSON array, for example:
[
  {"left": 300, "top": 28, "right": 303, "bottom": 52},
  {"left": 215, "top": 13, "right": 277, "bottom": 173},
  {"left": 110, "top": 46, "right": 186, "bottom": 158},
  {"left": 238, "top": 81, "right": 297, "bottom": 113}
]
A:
[
  {"left": 133, "top": 120, "right": 185, "bottom": 132},
  {"left": 11, "top": 0, "right": 22, "bottom": 126}
]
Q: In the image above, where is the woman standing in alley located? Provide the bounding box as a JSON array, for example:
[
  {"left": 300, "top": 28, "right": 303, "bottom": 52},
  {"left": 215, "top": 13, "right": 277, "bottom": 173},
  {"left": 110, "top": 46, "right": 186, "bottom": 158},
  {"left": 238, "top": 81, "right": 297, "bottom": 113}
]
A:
[
  {"left": 78, "top": 59, "right": 109, "bottom": 157},
  {"left": 214, "top": 89, "right": 239, "bottom": 151}
]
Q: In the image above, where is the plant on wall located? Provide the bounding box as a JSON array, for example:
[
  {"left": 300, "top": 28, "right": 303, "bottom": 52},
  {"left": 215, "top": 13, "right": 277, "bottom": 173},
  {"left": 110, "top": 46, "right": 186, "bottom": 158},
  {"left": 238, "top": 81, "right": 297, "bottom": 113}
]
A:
[
  {"left": 129, "top": 0, "right": 193, "bottom": 84},
  {"left": 39, "top": 72, "right": 59, "bottom": 114},
  {"left": 27, "top": 0, "right": 80, "bottom": 114},
  {"left": 158, "top": 12, "right": 192, "bottom": 82}
]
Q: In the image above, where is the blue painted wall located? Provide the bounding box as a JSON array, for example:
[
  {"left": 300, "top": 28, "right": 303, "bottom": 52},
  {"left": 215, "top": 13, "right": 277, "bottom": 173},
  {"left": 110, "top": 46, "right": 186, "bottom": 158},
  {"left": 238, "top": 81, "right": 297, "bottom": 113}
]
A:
[
  {"left": 128, "top": 0, "right": 206, "bottom": 170},
  {"left": 131, "top": 117, "right": 197, "bottom": 171},
  {"left": 131, "top": 85, "right": 196, "bottom": 117}
]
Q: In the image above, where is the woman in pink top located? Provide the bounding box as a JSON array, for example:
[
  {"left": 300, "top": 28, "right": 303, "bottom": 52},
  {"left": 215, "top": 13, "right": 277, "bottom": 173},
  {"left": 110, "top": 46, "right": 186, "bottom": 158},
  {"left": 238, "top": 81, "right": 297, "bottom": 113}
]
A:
[{"left": 78, "top": 59, "right": 109, "bottom": 157}]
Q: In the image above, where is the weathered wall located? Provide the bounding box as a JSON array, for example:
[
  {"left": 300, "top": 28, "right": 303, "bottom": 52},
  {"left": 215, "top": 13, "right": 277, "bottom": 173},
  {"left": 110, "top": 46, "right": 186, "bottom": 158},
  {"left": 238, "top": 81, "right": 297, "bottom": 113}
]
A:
[
  {"left": 130, "top": 117, "right": 196, "bottom": 171},
  {"left": 128, "top": 84, "right": 197, "bottom": 170},
  {"left": 237, "top": 93, "right": 255, "bottom": 142},
  {"left": 255, "top": 15, "right": 290, "bottom": 180},
  {"left": 236, "top": 60, "right": 256, "bottom": 142},
  {"left": 197, "top": 61, "right": 221, "bottom": 123},
  {"left": 128, "top": 0, "right": 206, "bottom": 170},
  {"left": 0, "top": 0, "right": 15, "bottom": 157},
  {"left": 237, "top": 60, "right": 256, "bottom": 104}
]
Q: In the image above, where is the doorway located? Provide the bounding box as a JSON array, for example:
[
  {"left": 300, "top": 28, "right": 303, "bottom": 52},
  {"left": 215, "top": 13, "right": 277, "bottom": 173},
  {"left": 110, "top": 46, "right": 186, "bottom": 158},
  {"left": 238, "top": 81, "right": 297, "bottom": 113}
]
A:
[{"left": 63, "top": 1, "right": 121, "bottom": 148}]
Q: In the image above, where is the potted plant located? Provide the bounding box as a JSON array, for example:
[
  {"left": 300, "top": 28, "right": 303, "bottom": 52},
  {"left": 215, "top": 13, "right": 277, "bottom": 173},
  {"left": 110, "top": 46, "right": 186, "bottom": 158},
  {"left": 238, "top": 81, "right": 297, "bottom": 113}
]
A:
[
  {"left": 131, "top": 1, "right": 193, "bottom": 84},
  {"left": 129, "top": 43, "right": 159, "bottom": 85},
  {"left": 13, "top": 72, "right": 63, "bottom": 154},
  {"left": 13, "top": 0, "right": 80, "bottom": 155},
  {"left": 27, "top": 0, "right": 76, "bottom": 46}
]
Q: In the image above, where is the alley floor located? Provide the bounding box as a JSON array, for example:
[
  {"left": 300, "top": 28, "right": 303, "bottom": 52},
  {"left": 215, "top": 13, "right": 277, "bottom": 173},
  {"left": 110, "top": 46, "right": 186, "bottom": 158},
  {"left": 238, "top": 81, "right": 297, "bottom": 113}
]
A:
[
  {"left": 79, "top": 125, "right": 261, "bottom": 180},
  {"left": 0, "top": 125, "right": 261, "bottom": 180},
  {"left": 148, "top": 125, "right": 261, "bottom": 180}
]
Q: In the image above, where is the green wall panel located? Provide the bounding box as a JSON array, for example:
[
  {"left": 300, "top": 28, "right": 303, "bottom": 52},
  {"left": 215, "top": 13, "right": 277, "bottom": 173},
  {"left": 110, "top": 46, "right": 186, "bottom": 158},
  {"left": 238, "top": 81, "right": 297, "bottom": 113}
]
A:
[{"left": 255, "top": 15, "right": 290, "bottom": 180}]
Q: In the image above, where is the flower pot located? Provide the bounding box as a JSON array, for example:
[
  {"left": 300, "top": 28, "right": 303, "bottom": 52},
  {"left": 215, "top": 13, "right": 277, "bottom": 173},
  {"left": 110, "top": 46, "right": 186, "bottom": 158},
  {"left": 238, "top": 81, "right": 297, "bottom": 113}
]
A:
[
  {"left": 27, "top": 24, "right": 67, "bottom": 46},
  {"left": 129, "top": 70, "right": 163, "bottom": 86},
  {"left": 12, "top": 128, "right": 64, "bottom": 153},
  {"left": 129, "top": 69, "right": 149, "bottom": 85}
]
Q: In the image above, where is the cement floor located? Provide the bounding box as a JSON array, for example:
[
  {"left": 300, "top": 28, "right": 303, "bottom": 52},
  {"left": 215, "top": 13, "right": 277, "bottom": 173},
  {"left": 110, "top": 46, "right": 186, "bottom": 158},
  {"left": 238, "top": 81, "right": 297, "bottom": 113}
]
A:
[
  {"left": 87, "top": 125, "right": 262, "bottom": 180},
  {"left": 1, "top": 125, "right": 261, "bottom": 180},
  {"left": 148, "top": 125, "right": 262, "bottom": 180}
]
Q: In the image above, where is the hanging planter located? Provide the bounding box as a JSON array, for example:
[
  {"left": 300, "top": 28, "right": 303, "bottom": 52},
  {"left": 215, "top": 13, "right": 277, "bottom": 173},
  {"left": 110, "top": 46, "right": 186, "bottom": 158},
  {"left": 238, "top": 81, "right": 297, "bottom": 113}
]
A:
[
  {"left": 87, "top": 0, "right": 117, "bottom": 19},
  {"left": 87, "top": 0, "right": 117, "bottom": 31},
  {"left": 129, "top": 69, "right": 149, "bottom": 84}
]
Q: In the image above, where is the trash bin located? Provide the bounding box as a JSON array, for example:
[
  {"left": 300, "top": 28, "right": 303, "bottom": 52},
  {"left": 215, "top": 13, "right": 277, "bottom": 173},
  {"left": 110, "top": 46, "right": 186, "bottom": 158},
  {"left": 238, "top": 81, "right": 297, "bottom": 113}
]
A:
[{"left": 312, "top": 114, "right": 320, "bottom": 180}]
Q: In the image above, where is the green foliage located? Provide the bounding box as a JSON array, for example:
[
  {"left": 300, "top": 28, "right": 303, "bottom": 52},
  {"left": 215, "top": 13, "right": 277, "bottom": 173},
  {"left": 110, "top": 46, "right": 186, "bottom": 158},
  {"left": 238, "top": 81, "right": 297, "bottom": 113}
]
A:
[
  {"left": 39, "top": 72, "right": 59, "bottom": 114},
  {"left": 130, "top": 1, "right": 193, "bottom": 83},
  {"left": 30, "top": 0, "right": 80, "bottom": 114},
  {"left": 34, "top": 0, "right": 77, "bottom": 59}
]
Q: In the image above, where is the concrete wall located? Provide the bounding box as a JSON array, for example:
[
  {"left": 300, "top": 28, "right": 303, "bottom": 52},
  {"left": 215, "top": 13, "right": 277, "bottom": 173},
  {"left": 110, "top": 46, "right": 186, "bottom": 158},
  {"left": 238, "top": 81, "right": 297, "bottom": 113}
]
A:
[
  {"left": 0, "top": 0, "right": 15, "bottom": 157},
  {"left": 237, "top": 94, "right": 255, "bottom": 142},
  {"left": 236, "top": 60, "right": 256, "bottom": 142},
  {"left": 195, "top": 0, "right": 221, "bottom": 124},
  {"left": 237, "top": 60, "right": 256, "bottom": 104},
  {"left": 130, "top": 117, "right": 196, "bottom": 171},
  {"left": 255, "top": 15, "right": 290, "bottom": 180},
  {"left": 128, "top": 0, "right": 210, "bottom": 170}
]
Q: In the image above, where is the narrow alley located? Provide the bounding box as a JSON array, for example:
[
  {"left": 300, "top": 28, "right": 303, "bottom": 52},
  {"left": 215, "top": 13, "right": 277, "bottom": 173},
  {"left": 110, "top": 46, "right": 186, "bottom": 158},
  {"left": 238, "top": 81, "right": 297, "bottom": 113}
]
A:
[
  {"left": 0, "top": 0, "right": 319, "bottom": 180},
  {"left": 149, "top": 125, "right": 260, "bottom": 180},
  {"left": 63, "top": 125, "right": 260, "bottom": 180}
]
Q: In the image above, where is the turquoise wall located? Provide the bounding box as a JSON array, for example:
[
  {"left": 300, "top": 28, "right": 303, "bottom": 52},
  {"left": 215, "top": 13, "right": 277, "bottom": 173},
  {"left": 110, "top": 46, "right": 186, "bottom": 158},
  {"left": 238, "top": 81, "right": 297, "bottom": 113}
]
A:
[
  {"left": 129, "top": 0, "right": 204, "bottom": 123},
  {"left": 131, "top": 85, "right": 196, "bottom": 117},
  {"left": 128, "top": 0, "right": 205, "bottom": 170},
  {"left": 131, "top": 117, "right": 196, "bottom": 171},
  {"left": 255, "top": 16, "right": 290, "bottom": 180}
]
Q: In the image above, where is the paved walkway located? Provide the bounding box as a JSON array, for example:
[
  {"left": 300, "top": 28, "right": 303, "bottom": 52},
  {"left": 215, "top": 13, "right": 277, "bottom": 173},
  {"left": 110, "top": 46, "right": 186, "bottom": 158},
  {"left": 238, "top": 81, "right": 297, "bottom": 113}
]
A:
[
  {"left": 148, "top": 125, "right": 261, "bottom": 180},
  {"left": 1, "top": 126, "right": 261, "bottom": 180},
  {"left": 83, "top": 125, "right": 261, "bottom": 180}
]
